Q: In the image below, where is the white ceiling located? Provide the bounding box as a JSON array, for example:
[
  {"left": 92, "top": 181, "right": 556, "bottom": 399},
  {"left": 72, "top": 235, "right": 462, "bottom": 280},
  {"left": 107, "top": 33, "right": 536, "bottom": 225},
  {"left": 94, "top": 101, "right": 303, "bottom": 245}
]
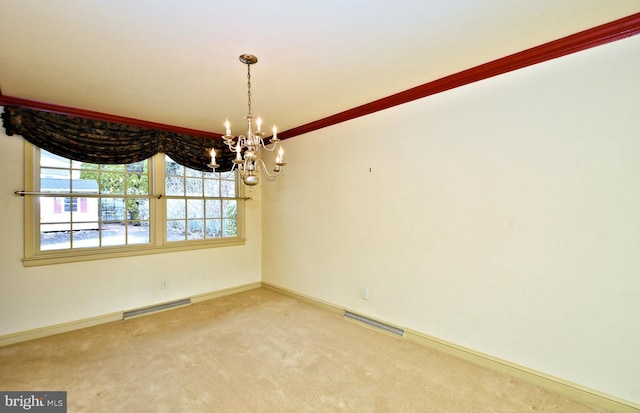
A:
[{"left": 1, "top": 1, "right": 639, "bottom": 136}]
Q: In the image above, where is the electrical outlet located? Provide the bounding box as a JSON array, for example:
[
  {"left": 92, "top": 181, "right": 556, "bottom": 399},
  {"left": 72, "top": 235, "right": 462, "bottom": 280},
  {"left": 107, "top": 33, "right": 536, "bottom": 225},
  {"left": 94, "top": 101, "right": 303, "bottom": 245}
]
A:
[
  {"left": 161, "top": 280, "right": 169, "bottom": 289},
  {"left": 361, "top": 287, "right": 369, "bottom": 300}
]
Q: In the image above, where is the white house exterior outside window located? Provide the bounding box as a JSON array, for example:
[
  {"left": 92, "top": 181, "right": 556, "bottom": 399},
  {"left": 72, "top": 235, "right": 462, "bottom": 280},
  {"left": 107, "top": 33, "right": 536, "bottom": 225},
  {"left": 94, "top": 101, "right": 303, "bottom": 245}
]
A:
[{"left": 22, "top": 143, "right": 244, "bottom": 266}]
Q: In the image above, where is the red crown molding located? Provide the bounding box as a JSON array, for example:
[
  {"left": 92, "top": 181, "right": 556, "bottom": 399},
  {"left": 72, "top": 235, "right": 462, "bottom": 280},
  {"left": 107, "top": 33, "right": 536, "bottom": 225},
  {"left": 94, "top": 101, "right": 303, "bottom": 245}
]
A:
[
  {"left": 0, "top": 95, "right": 223, "bottom": 139},
  {"left": 1, "top": 12, "right": 639, "bottom": 140},
  {"left": 278, "top": 12, "right": 640, "bottom": 139}
]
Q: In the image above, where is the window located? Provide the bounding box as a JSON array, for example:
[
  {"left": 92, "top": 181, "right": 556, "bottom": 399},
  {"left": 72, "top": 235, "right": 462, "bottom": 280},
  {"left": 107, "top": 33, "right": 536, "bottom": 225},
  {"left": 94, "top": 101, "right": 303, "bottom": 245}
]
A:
[
  {"left": 164, "top": 155, "right": 238, "bottom": 241},
  {"left": 23, "top": 143, "right": 244, "bottom": 266},
  {"left": 63, "top": 197, "right": 78, "bottom": 212}
]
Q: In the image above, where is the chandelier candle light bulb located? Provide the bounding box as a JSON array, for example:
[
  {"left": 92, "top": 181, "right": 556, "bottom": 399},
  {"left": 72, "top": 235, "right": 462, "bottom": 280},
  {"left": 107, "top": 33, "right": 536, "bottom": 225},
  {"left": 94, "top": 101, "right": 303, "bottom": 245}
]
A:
[
  {"left": 210, "top": 54, "right": 287, "bottom": 186},
  {"left": 276, "top": 147, "right": 284, "bottom": 164},
  {"left": 208, "top": 149, "right": 219, "bottom": 169}
]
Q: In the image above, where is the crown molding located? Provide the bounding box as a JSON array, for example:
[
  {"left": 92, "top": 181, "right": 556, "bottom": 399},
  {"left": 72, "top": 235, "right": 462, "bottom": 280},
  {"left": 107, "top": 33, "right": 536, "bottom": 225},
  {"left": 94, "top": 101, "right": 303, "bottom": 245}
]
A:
[
  {"left": 2, "top": 12, "right": 639, "bottom": 140},
  {"left": 278, "top": 12, "right": 640, "bottom": 139}
]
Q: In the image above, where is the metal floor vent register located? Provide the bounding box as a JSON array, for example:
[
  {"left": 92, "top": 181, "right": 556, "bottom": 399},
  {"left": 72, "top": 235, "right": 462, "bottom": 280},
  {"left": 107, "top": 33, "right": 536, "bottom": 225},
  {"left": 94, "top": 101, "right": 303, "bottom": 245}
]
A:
[
  {"left": 344, "top": 311, "right": 405, "bottom": 336},
  {"left": 123, "top": 298, "right": 191, "bottom": 320}
]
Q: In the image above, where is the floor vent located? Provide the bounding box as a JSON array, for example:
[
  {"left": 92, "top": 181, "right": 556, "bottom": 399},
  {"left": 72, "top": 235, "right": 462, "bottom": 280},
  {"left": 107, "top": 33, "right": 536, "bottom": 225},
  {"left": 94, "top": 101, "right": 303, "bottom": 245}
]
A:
[
  {"left": 123, "top": 298, "right": 191, "bottom": 320},
  {"left": 344, "top": 311, "right": 405, "bottom": 336}
]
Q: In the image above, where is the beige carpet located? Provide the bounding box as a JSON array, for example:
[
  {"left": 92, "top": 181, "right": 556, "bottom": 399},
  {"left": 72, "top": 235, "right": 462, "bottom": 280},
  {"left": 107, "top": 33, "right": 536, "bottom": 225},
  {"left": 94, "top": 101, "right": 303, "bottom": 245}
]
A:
[{"left": 0, "top": 288, "right": 607, "bottom": 412}]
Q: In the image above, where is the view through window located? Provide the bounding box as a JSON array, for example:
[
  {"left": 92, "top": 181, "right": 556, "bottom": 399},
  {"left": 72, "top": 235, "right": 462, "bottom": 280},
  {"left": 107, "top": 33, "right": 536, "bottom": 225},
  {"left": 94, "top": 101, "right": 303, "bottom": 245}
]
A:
[
  {"left": 37, "top": 149, "right": 239, "bottom": 252},
  {"left": 164, "top": 155, "right": 238, "bottom": 241}
]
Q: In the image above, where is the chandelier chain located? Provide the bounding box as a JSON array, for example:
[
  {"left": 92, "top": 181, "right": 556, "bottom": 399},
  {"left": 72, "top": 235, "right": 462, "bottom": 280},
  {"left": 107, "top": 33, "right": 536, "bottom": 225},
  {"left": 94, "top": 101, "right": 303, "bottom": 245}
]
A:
[{"left": 247, "top": 64, "right": 252, "bottom": 115}]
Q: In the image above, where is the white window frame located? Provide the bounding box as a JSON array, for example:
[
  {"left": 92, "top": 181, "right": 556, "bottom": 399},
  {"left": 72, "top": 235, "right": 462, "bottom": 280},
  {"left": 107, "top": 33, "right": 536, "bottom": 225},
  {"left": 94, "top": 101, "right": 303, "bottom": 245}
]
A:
[{"left": 22, "top": 141, "right": 245, "bottom": 267}]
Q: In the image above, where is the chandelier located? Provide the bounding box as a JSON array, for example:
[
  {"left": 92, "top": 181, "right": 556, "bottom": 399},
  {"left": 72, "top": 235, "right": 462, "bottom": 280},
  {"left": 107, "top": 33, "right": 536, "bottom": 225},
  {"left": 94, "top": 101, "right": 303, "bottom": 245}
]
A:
[{"left": 208, "top": 54, "right": 286, "bottom": 186}]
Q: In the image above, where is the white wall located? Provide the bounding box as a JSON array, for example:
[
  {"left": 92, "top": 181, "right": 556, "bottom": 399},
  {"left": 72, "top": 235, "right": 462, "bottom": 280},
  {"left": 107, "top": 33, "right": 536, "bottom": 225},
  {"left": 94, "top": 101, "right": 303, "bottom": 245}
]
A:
[
  {"left": 0, "top": 130, "right": 262, "bottom": 335},
  {"left": 262, "top": 35, "right": 640, "bottom": 403}
]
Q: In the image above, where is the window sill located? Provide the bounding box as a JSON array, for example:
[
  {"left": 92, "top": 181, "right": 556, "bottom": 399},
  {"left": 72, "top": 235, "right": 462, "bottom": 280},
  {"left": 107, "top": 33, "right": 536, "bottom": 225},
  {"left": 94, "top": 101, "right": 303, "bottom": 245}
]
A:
[{"left": 22, "top": 238, "right": 246, "bottom": 267}]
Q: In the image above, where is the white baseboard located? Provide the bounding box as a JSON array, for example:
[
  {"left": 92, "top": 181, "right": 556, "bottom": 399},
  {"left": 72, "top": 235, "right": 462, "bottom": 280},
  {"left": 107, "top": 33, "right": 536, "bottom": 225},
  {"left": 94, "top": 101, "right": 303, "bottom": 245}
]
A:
[
  {"left": 404, "top": 329, "right": 639, "bottom": 413},
  {"left": 191, "top": 281, "right": 261, "bottom": 303},
  {"left": 0, "top": 312, "right": 123, "bottom": 347},
  {"left": 0, "top": 282, "right": 262, "bottom": 348},
  {"left": 261, "top": 282, "right": 640, "bottom": 413},
  {"left": 262, "top": 282, "right": 345, "bottom": 315}
]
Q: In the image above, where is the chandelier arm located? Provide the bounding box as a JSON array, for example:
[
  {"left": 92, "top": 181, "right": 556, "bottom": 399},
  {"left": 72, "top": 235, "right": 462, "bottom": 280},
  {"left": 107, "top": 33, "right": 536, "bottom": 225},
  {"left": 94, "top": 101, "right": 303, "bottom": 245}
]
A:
[
  {"left": 221, "top": 167, "right": 236, "bottom": 178},
  {"left": 254, "top": 159, "right": 283, "bottom": 181},
  {"left": 260, "top": 141, "right": 279, "bottom": 152},
  {"left": 225, "top": 135, "right": 248, "bottom": 153}
]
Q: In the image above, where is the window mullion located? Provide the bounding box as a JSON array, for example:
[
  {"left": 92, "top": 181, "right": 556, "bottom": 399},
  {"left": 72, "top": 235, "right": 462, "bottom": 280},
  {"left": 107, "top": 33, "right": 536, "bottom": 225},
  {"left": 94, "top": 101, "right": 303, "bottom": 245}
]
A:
[
  {"left": 152, "top": 154, "right": 165, "bottom": 246},
  {"left": 24, "top": 141, "right": 38, "bottom": 259}
]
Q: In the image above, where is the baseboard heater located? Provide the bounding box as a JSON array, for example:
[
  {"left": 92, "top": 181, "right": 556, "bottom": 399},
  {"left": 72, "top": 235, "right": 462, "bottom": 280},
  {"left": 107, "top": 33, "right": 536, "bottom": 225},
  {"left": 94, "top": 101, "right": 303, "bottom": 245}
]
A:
[
  {"left": 123, "top": 298, "right": 191, "bottom": 320},
  {"left": 344, "top": 311, "right": 405, "bottom": 337}
]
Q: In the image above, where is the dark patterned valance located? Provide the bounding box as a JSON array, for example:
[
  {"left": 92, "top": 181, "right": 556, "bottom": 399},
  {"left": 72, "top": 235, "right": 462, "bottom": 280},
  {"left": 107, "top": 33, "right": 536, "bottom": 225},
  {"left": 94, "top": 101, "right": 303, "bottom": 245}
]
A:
[{"left": 1, "top": 106, "right": 233, "bottom": 172}]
